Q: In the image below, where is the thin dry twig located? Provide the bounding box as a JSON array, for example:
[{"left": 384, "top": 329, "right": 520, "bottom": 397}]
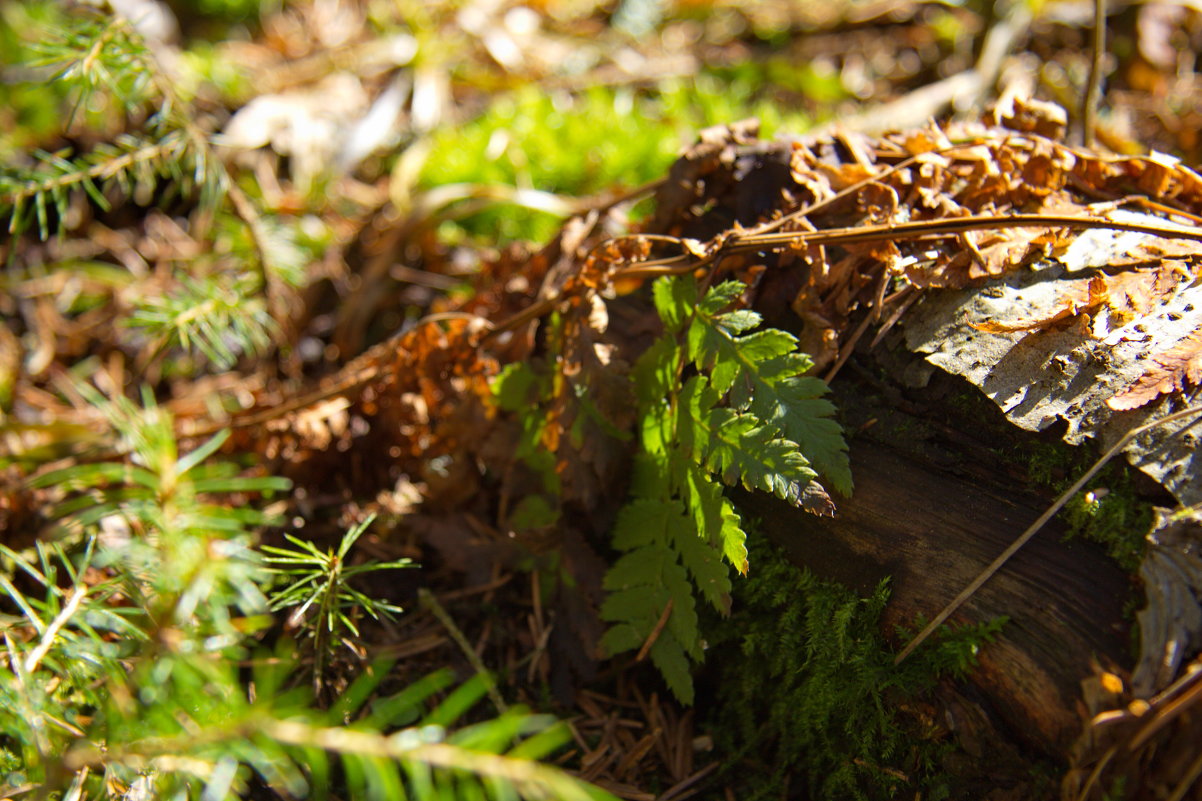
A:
[
  {"left": 635, "top": 600, "right": 673, "bottom": 663},
  {"left": 418, "top": 588, "right": 508, "bottom": 713},
  {"left": 656, "top": 761, "right": 719, "bottom": 801},
  {"left": 180, "top": 203, "right": 1202, "bottom": 442},
  {"left": 1083, "top": 0, "right": 1107, "bottom": 147}
]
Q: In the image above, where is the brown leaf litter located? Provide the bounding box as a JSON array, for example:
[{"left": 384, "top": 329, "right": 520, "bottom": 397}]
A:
[{"left": 14, "top": 97, "right": 1202, "bottom": 798}]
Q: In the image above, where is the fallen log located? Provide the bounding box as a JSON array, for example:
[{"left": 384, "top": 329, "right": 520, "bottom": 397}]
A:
[{"left": 736, "top": 371, "right": 1140, "bottom": 760}]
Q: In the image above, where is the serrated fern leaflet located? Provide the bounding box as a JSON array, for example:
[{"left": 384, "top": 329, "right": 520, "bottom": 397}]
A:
[{"left": 601, "top": 275, "right": 850, "bottom": 703}]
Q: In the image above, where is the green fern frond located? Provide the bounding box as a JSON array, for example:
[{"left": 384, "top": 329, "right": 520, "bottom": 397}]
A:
[
  {"left": 602, "top": 274, "right": 849, "bottom": 703},
  {"left": 491, "top": 360, "right": 561, "bottom": 497},
  {"left": 686, "top": 279, "right": 852, "bottom": 495},
  {"left": 679, "top": 374, "right": 815, "bottom": 502},
  {"left": 599, "top": 555, "right": 699, "bottom": 705}
]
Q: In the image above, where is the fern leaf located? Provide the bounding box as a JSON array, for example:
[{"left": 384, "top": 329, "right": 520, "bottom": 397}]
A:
[
  {"left": 601, "top": 583, "right": 695, "bottom": 660},
  {"left": 680, "top": 375, "right": 816, "bottom": 501},
  {"left": 695, "top": 279, "right": 744, "bottom": 315},
  {"left": 648, "top": 633, "right": 695, "bottom": 705},
  {"left": 492, "top": 362, "right": 540, "bottom": 411},
  {"left": 734, "top": 352, "right": 851, "bottom": 495},
  {"left": 669, "top": 511, "right": 732, "bottom": 612},
  {"left": 759, "top": 386, "right": 852, "bottom": 495},
  {"left": 629, "top": 451, "right": 672, "bottom": 501},
  {"left": 652, "top": 272, "right": 697, "bottom": 333},
  {"left": 614, "top": 496, "right": 731, "bottom": 612},
  {"left": 680, "top": 462, "right": 749, "bottom": 575},
  {"left": 717, "top": 495, "right": 749, "bottom": 575},
  {"left": 684, "top": 278, "right": 853, "bottom": 494},
  {"left": 703, "top": 409, "right": 815, "bottom": 501},
  {"left": 601, "top": 609, "right": 694, "bottom": 705},
  {"left": 631, "top": 335, "right": 680, "bottom": 407},
  {"left": 639, "top": 399, "right": 676, "bottom": 459},
  {"left": 599, "top": 622, "right": 646, "bottom": 655},
  {"left": 601, "top": 539, "right": 702, "bottom": 664},
  {"left": 603, "top": 274, "right": 850, "bottom": 703},
  {"left": 700, "top": 328, "right": 796, "bottom": 397}
]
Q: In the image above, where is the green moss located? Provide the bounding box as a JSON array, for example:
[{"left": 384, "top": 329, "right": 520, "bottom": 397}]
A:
[
  {"left": 418, "top": 77, "right": 816, "bottom": 243},
  {"left": 704, "top": 536, "right": 1005, "bottom": 801},
  {"left": 177, "top": 41, "right": 256, "bottom": 105},
  {"left": 1013, "top": 441, "right": 1151, "bottom": 574}
]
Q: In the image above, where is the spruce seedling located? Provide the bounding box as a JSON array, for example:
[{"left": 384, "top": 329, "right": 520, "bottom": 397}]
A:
[
  {"left": 5, "top": 391, "right": 607, "bottom": 801},
  {"left": 263, "top": 513, "right": 416, "bottom": 695}
]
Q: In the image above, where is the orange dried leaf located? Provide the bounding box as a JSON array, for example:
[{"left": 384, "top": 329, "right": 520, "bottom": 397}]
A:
[
  {"left": 1109, "top": 329, "right": 1202, "bottom": 410},
  {"left": 1096, "top": 267, "right": 1182, "bottom": 320},
  {"left": 964, "top": 226, "right": 1056, "bottom": 278}
]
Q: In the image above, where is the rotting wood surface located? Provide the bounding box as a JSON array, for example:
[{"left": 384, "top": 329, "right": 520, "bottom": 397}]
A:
[{"left": 736, "top": 376, "right": 1135, "bottom": 759}]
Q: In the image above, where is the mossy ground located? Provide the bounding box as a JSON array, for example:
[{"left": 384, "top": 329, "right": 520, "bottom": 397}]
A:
[{"left": 941, "top": 382, "right": 1155, "bottom": 575}]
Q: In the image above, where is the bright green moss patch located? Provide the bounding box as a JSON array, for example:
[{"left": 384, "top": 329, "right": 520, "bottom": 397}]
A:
[
  {"left": 418, "top": 77, "right": 816, "bottom": 243},
  {"left": 704, "top": 536, "right": 1006, "bottom": 801},
  {"left": 947, "top": 385, "right": 1153, "bottom": 575},
  {"left": 1017, "top": 441, "right": 1152, "bottom": 573}
]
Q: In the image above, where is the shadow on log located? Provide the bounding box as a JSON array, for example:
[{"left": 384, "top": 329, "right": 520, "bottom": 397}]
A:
[{"left": 735, "top": 373, "right": 1138, "bottom": 760}]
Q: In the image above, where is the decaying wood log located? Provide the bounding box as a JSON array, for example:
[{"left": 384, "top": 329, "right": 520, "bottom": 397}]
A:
[
  {"left": 736, "top": 372, "right": 1141, "bottom": 760},
  {"left": 623, "top": 119, "right": 1202, "bottom": 777}
]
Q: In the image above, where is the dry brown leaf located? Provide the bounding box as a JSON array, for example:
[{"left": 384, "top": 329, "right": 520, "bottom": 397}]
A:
[
  {"left": 1109, "top": 329, "right": 1202, "bottom": 410},
  {"left": 815, "top": 161, "right": 878, "bottom": 190},
  {"left": 1098, "top": 266, "right": 1184, "bottom": 321},
  {"left": 963, "top": 225, "right": 1056, "bottom": 279}
]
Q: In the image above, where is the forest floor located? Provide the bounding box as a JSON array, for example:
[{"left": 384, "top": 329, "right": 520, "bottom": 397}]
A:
[{"left": 3, "top": 1, "right": 1202, "bottom": 799}]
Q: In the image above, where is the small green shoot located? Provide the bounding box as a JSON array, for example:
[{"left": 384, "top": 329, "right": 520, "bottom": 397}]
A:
[{"left": 263, "top": 513, "right": 416, "bottom": 694}]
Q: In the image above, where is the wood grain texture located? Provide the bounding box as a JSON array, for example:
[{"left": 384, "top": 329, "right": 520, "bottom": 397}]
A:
[{"left": 735, "top": 379, "right": 1137, "bottom": 758}]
